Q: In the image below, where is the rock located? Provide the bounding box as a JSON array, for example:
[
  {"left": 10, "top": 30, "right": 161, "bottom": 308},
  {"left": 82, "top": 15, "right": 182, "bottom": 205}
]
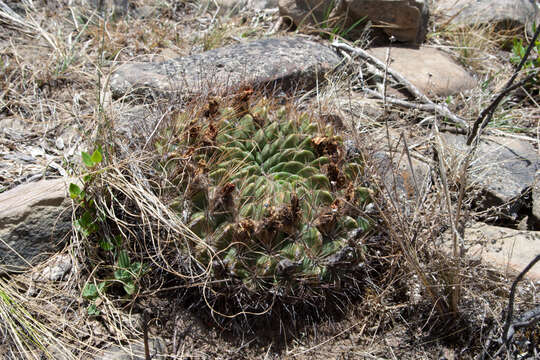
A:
[
  {"left": 99, "top": 337, "right": 167, "bottom": 360},
  {"left": 0, "top": 178, "right": 72, "bottom": 273},
  {"left": 532, "top": 170, "right": 540, "bottom": 228},
  {"left": 347, "top": 0, "right": 429, "bottom": 43},
  {"left": 33, "top": 253, "right": 72, "bottom": 282},
  {"left": 278, "top": 0, "right": 429, "bottom": 44},
  {"left": 251, "top": 0, "right": 279, "bottom": 9},
  {"left": 87, "top": 0, "right": 129, "bottom": 16},
  {"left": 278, "top": 0, "right": 346, "bottom": 28},
  {"left": 366, "top": 46, "right": 477, "bottom": 97},
  {"left": 217, "top": 0, "right": 278, "bottom": 13},
  {"left": 373, "top": 150, "right": 430, "bottom": 204},
  {"left": 441, "top": 134, "right": 539, "bottom": 220},
  {"left": 447, "top": 223, "right": 540, "bottom": 280},
  {"left": 110, "top": 37, "right": 341, "bottom": 98},
  {"left": 436, "top": 0, "right": 540, "bottom": 34}
]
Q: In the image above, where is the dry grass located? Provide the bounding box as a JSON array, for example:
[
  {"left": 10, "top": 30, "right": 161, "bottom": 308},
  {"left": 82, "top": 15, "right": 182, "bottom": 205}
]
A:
[{"left": 0, "top": 0, "right": 538, "bottom": 359}]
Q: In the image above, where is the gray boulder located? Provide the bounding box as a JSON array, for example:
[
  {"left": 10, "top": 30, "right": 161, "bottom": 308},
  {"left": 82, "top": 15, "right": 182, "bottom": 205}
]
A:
[
  {"left": 441, "top": 134, "right": 539, "bottom": 221},
  {"left": 278, "top": 0, "right": 429, "bottom": 44},
  {"left": 436, "top": 0, "right": 540, "bottom": 34},
  {"left": 0, "top": 178, "right": 72, "bottom": 273},
  {"left": 110, "top": 37, "right": 341, "bottom": 98}
]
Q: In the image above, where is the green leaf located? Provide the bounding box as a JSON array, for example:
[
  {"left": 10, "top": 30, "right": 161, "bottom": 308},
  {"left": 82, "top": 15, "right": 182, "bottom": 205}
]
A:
[
  {"left": 79, "top": 211, "right": 92, "bottom": 225},
  {"left": 69, "top": 183, "right": 81, "bottom": 199},
  {"left": 81, "top": 151, "right": 93, "bottom": 167},
  {"left": 356, "top": 217, "right": 370, "bottom": 232},
  {"left": 82, "top": 283, "right": 104, "bottom": 300},
  {"left": 123, "top": 282, "right": 136, "bottom": 296},
  {"left": 130, "top": 261, "right": 143, "bottom": 274},
  {"left": 114, "top": 269, "right": 131, "bottom": 281},
  {"left": 99, "top": 240, "right": 114, "bottom": 251},
  {"left": 87, "top": 303, "right": 100, "bottom": 316},
  {"left": 91, "top": 148, "right": 102, "bottom": 164},
  {"left": 117, "top": 250, "right": 130, "bottom": 268}
]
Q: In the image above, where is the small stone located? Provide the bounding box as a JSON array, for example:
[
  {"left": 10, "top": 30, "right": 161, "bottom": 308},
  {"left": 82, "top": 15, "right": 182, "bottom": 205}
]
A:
[
  {"left": 0, "top": 178, "right": 72, "bottom": 273},
  {"left": 55, "top": 137, "right": 64, "bottom": 150},
  {"left": 216, "top": 0, "right": 278, "bottom": 13},
  {"left": 99, "top": 337, "right": 167, "bottom": 360},
  {"left": 367, "top": 46, "right": 477, "bottom": 97},
  {"left": 34, "top": 254, "right": 72, "bottom": 282}
]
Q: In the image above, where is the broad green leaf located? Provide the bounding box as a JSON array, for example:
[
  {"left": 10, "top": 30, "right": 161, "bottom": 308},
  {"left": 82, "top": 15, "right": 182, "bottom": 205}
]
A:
[
  {"left": 87, "top": 303, "right": 100, "bottom": 316},
  {"left": 123, "top": 282, "right": 136, "bottom": 296},
  {"left": 357, "top": 217, "right": 370, "bottom": 232},
  {"left": 69, "top": 183, "right": 81, "bottom": 199},
  {"left": 91, "top": 149, "right": 102, "bottom": 164},
  {"left": 81, "top": 151, "right": 93, "bottom": 167},
  {"left": 130, "top": 262, "right": 142, "bottom": 274},
  {"left": 114, "top": 269, "right": 130, "bottom": 281},
  {"left": 82, "top": 283, "right": 99, "bottom": 300},
  {"left": 79, "top": 211, "right": 94, "bottom": 228},
  {"left": 99, "top": 240, "right": 114, "bottom": 251},
  {"left": 74, "top": 220, "right": 90, "bottom": 237}
]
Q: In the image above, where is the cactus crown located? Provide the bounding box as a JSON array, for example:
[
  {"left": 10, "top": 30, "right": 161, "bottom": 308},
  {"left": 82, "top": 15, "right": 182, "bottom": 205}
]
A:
[{"left": 161, "top": 95, "right": 371, "bottom": 304}]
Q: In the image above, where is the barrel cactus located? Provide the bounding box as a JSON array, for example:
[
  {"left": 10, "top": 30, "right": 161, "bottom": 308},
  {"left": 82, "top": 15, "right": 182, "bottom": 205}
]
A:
[{"left": 162, "top": 96, "right": 372, "bottom": 308}]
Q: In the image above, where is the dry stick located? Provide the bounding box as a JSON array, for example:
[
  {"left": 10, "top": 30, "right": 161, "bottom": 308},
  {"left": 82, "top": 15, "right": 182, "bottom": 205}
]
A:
[
  {"left": 481, "top": 255, "right": 540, "bottom": 359},
  {"left": 363, "top": 88, "right": 447, "bottom": 113},
  {"left": 332, "top": 41, "right": 469, "bottom": 128},
  {"left": 467, "top": 25, "right": 540, "bottom": 145},
  {"left": 501, "top": 255, "right": 540, "bottom": 348}
]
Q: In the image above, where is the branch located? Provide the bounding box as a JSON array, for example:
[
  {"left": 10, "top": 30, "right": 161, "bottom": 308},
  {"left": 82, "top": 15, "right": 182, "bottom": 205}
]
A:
[
  {"left": 502, "top": 254, "right": 540, "bottom": 347},
  {"left": 332, "top": 41, "right": 469, "bottom": 128},
  {"left": 363, "top": 88, "right": 468, "bottom": 126}
]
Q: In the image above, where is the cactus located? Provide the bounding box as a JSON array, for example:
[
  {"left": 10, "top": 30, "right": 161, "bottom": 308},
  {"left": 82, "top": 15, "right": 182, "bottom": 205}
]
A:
[{"left": 166, "top": 97, "right": 372, "bottom": 305}]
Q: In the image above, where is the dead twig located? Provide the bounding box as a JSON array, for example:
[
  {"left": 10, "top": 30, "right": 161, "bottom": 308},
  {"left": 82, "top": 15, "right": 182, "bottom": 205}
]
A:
[
  {"left": 479, "top": 255, "right": 540, "bottom": 359},
  {"left": 502, "top": 254, "right": 540, "bottom": 348},
  {"left": 332, "top": 41, "right": 469, "bottom": 128}
]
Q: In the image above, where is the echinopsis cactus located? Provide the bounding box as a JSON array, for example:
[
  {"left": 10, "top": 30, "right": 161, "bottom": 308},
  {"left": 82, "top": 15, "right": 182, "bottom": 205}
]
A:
[{"left": 164, "top": 95, "right": 372, "bottom": 304}]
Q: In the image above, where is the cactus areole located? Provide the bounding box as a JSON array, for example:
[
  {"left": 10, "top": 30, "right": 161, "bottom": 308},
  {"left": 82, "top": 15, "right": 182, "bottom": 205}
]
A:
[{"left": 164, "top": 95, "right": 372, "bottom": 306}]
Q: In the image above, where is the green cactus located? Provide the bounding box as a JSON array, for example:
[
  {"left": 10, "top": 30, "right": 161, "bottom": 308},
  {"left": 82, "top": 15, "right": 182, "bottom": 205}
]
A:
[{"left": 166, "top": 98, "right": 372, "bottom": 298}]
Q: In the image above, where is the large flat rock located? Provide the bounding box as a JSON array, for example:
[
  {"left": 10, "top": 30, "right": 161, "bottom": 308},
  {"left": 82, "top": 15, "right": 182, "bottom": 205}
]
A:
[
  {"left": 0, "top": 178, "right": 72, "bottom": 272},
  {"left": 441, "top": 134, "right": 539, "bottom": 220},
  {"left": 279, "top": 0, "right": 429, "bottom": 44},
  {"left": 436, "top": 0, "right": 540, "bottom": 34},
  {"left": 110, "top": 37, "right": 341, "bottom": 98},
  {"left": 448, "top": 223, "right": 540, "bottom": 280},
  {"left": 367, "top": 46, "right": 477, "bottom": 97}
]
